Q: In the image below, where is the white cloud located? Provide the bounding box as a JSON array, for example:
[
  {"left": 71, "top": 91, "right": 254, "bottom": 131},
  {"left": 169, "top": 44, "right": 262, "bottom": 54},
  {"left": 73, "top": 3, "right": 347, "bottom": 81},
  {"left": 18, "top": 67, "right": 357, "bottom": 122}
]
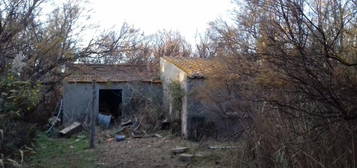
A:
[{"left": 87, "top": 0, "right": 233, "bottom": 44}]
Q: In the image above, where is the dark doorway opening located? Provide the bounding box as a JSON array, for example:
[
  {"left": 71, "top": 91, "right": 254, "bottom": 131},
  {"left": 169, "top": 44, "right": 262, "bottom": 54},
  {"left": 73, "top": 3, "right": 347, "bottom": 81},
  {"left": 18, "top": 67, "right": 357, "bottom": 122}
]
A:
[{"left": 99, "top": 89, "right": 122, "bottom": 119}]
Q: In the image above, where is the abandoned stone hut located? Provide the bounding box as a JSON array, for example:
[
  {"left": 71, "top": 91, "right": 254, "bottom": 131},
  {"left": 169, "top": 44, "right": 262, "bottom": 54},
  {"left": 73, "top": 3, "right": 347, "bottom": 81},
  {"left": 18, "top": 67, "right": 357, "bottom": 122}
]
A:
[
  {"left": 160, "top": 56, "right": 240, "bottom": 139},
  {"left": 63, "top": 57, "right": 239, "bottom": 139},
  {"left": 63, "top": 64, "right": 162, "bottom": 124}
]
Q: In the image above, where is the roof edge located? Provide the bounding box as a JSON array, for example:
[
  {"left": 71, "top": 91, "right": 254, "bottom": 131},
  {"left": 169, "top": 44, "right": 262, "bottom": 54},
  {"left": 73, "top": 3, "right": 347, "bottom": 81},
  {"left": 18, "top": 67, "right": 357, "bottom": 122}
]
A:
[
  {"left": 66, "top": 80, "right": 162, "bottom": 84},
  {"left": 161, "top": 56, "right": 207, "bottom": 79}
]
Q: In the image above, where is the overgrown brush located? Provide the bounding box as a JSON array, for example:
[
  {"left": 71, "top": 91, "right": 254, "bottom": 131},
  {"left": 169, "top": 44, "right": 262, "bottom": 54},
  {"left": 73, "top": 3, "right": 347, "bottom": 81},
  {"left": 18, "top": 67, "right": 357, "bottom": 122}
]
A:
[
  {"left": 232, "top": 107, "right": 357, "bottom": 168},
  {"left": 197, "top": 0, "right": 357, "bottom": 167},
  {"left": 0, "top": 73, "right": 41, "bottom": 167},
  {"left": 126, "top": 83, "right": 164, "bottom": 132}
]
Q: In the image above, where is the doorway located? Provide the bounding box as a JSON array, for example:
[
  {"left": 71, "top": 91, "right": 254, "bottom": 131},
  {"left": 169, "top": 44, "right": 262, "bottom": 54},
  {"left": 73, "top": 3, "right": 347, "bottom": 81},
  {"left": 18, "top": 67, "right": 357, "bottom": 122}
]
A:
[{"left": 99, "top": 89, "right": 122, "bottom": 119}]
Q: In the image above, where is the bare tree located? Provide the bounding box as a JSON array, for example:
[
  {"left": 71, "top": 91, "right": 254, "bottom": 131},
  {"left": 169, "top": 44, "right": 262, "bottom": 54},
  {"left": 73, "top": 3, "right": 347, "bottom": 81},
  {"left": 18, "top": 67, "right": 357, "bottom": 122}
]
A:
[
  {"left": 78, "top": 23, "right": 147, "bottom": 64},
  {"left": 151, "top": 30, "right": 192, "bottom": 59},
  {"left": 197, "top": 0, "right": 357, "bottom": 167},
  {"left": 0, "top": 0, "right": 43, "bottom": 72}
]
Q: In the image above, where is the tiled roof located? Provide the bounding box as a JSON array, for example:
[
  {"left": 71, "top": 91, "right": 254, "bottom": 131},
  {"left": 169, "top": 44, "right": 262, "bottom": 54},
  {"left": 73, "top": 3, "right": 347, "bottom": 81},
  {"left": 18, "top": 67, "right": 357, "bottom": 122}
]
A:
[
  {"left": 162, "top": 56, "right": 224, "bottom": 78},
  {"left": 65, "top": 64, "right": 160, "bottom": 83}
]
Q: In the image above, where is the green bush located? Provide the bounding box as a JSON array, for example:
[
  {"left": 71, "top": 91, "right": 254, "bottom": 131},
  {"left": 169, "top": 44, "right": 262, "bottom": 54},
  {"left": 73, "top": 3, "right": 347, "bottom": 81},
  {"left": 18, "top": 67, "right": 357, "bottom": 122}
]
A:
[
  {"left": 0, "top": 74, "right": 41, "bottom": 120},
  {"left": 0, "top": 73, "right": 42, "bottom": 166}
]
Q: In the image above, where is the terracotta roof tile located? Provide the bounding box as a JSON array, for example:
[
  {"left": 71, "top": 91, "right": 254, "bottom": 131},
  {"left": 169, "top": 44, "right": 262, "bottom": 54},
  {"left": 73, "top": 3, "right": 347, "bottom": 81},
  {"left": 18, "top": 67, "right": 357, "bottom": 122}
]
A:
[{"left": 162, "top": 56, "right": 224, "bottom": 78}]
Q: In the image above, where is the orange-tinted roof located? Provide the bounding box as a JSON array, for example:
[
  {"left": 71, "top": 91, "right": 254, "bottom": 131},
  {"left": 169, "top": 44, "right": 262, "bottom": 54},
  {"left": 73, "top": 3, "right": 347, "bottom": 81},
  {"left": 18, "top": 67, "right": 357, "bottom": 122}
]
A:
[
  {"left": 65, "top": 64, "right": 160, "bottom": 83},
  {"left": 162, "top": 56, "right": 224, "bottom": 78}
]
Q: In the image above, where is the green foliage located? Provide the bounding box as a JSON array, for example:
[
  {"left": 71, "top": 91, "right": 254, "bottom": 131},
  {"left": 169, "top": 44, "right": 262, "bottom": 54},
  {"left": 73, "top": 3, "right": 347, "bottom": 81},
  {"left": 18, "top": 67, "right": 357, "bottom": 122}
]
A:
[
  {"left": 168, "top": 81, "right": 184, "bottom": 113},
  {"left": 0, "top": 73, "right": 42, "bottom": 166},
  {"left": 0, "top": 73, "right": 41, "bottom": 120}
]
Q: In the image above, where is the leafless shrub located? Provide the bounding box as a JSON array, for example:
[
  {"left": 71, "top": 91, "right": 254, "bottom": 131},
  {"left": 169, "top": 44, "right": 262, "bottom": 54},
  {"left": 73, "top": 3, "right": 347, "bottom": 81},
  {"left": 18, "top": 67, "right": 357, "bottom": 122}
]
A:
[
  {"left": 199, "top": 0, "right": 357, "bottom": 167},
  {"left": 125, "top": 82, "right": 163, "bottom": 132}
]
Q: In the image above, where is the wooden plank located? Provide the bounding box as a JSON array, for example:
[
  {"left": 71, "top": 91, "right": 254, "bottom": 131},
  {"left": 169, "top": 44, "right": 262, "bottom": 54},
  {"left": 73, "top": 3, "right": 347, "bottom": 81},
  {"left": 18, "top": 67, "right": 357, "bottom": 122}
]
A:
[
  {"left": 59, "top": 122, "right": 81, "bottom": 136},
  {"left": 208, "top": 146, "right": 239, "bottom": 150},
  {"left": 171, "top": 147, "right": 190, "bottom": 155}
]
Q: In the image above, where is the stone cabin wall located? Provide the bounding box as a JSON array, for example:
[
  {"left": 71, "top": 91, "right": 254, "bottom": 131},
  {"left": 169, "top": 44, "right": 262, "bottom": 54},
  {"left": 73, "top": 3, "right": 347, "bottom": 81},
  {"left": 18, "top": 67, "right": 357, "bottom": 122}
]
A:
[
  {"left": 160, "top": 57, "right": 217, "bottom": 139},
  {"left": 160, "top": 57, "right": 241, "bottom": 140},
  {"left": 63, "top": 81, "right": 162, "bottom": 124},
  {"left": 160, "top": 58, "right": 189, "bottom": 137}
]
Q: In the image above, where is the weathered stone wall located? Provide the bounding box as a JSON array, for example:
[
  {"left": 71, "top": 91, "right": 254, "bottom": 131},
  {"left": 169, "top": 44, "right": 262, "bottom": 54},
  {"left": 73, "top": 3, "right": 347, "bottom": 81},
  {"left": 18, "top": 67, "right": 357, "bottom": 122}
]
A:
[
  {"left": 160, "top": 57, "right": 189, "bottom": 136},
  {"left": 185, "top": 78, "right": 207, "bottom": 139},
  {"left": 160, "top": 57, "right": 222, "bottom": 140},
  {"left": 63, "top": 82, "right": 162, "bottom": 124},
  {"left": 160, "top": 57, "right": 241, "bottom": 140}
]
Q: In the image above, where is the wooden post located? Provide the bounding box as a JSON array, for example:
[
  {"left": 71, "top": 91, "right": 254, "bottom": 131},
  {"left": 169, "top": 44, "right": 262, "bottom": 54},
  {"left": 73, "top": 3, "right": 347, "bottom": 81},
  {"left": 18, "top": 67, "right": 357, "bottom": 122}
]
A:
[{"left": 90, "top": 80, "right": 96, "bottom": 148}]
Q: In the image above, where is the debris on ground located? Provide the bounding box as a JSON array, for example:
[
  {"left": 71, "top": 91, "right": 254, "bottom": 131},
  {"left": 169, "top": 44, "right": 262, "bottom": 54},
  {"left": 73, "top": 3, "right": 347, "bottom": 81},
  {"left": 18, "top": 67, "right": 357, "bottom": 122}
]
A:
[
  {"left": 96, "top": 115, "right": 171, "bottom": 146},
  {"left": 153, "top": 133, "right": 163, "bottom": 138},
  {"left": 121, "top": 119, "right": 133, "bottom": 126},
  {"left": 59, "top": 122, "right": 81, "bottom": 137},
  {"left": 106, "top": 138, "right": 114, "bottom": 142},
  {"left": 97, "top": 113, "right": 112, "bottom": 128},
  {"left": 208, "top": 145, "right": 239, "bottom": 150},
  {"left": 115, "top": 126, "right": 128, "bottom": 134},
  {"left": 115, "top": 116, "right": 149, "bottom": 139},
  {"left": 97, "top": 131, "right": 241, "bottom": 167},
  {"left": 115, "top": 135, "right": 126, "bottom": 142},
  {"left": 177, "top": 153, "right": 204, "bottom": 162},
  {"left": 171, "top": 147, "right": 190, "bottom": 155},
  {"left": 177, "top": 153, "right": 194, "bottom": 162}
]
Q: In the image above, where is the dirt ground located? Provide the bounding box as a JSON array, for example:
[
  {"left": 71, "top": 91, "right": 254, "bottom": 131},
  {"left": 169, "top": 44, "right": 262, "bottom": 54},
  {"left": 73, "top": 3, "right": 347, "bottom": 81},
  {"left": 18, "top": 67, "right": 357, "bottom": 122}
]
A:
[{"left": 95, "top": 130, "right": 240, "bottom": 168}]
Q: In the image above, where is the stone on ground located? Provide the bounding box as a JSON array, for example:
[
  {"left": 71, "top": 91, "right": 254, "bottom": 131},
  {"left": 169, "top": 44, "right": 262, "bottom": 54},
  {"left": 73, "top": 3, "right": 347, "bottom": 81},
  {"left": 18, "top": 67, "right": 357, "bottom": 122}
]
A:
[
  {"left": 178, "top": 153, "right": 194, "bottom": 162},
  {"left": 171, "top": 147, "right": 189, "bottom": 155}
]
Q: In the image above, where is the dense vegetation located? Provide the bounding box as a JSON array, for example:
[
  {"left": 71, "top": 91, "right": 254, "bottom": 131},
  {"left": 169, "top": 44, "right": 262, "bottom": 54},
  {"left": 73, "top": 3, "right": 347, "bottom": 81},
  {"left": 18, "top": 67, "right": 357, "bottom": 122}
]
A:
[
  {"left": 0, "top": 1, "right": 192, "bottom": 166},
  {"left": 198, "top": 0, "right": 357, "bottom": 167},
  {"left": 0, "top": 73, "right": 41, "bottom": 166},
  {"left": 0, "top": 0, "right": 356, "bottom": 167}
]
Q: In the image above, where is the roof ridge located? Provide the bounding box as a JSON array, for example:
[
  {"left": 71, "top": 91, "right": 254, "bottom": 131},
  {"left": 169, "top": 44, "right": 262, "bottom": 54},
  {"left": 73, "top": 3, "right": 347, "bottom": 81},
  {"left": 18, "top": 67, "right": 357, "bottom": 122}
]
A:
[{"left": 69, "top": 63, "right": 148, "bottom": 66}]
